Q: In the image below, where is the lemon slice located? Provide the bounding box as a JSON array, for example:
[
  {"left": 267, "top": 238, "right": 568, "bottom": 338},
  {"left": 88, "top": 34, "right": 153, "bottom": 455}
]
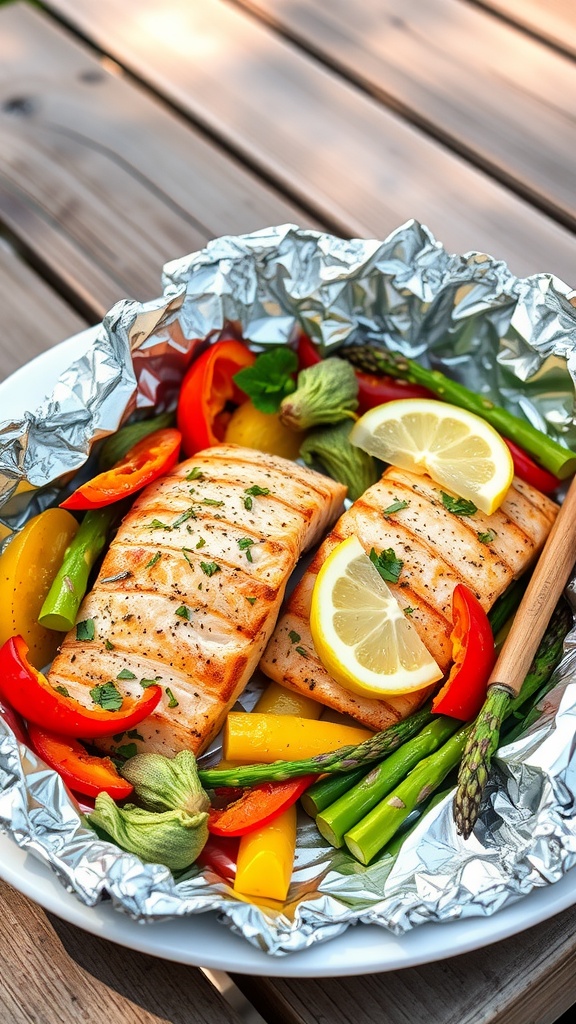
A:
[
  {"left": 310, "top": 535, "right": 443, "bottom": 697},
  {"left": 350, "top": 398, "right": 514, "bottom": 514}
]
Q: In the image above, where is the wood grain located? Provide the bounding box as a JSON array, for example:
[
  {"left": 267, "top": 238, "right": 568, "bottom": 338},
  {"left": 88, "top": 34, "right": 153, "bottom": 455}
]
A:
[
  {"left": 232, "top": 0, "right": 576, "bottom": 232},
  {"left": 233, "top": 903, "right": 576, "bottom": 1024},
  {"left": 0, "top": 239, "right": 87, "bottom": 382},
  {"left": 474, "top": 0, "right": 576, "bottom": 58},
  {"left": 0, "top": 3, "right": 317, "bottom": 321},
  {"left": 43, "top": 0, "right": 576, "bottom": 284},
  {"left": 0, "top": 881, "right": 244, "bottom": 1024}
]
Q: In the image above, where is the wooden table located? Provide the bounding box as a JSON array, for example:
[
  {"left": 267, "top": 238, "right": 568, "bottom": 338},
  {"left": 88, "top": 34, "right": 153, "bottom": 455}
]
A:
[{"left": 1, "top": 1, "right": 576, "bottom": 1021}]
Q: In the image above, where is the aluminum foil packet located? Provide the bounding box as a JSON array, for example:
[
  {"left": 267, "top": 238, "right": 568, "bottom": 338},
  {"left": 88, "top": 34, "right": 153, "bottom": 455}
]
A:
[{"left": 2, "top": 219, "right": 576, "bottom": 957}]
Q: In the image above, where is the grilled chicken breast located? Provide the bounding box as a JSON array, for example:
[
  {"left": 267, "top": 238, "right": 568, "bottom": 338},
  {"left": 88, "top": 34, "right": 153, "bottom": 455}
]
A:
[
  {"left": 259, "top": 466, "right": 558, "bottom": 731},
  {"left": 47, "top": 445, "right": 346, "bottom": 756}
]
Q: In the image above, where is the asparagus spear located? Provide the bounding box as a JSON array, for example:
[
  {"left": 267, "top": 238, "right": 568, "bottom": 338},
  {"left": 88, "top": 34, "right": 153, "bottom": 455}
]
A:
[
  {"left": 453, "top": 597, "right": 572, "bottom": 839},
  {"left": 316, "top": 715, "right": 460, "bottom": 848},
  {"left": 341, "top": 344, "right": 576, "bottom": 479},
  {"left": 345, "top": 600, "right": 571, "bottom": 864},
  {"left": 198, "top": 702, "right": 434, "bottom": 787},
  {"left": 38, "top": 507, "right": 117, "bottom": 631}
]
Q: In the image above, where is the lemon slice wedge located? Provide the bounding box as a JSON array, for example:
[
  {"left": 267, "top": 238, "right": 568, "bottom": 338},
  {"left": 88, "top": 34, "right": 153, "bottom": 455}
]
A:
[
  {"left": 350, "top": 398, "right": 514, "bottom": 514},
  {"left": 310, "top": 536, "right": 443, "bottom": 697}
]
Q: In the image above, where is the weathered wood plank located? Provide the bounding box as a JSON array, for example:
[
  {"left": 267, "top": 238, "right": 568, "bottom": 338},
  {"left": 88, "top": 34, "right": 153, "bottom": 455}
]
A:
[
  {"left": 233, "top": 903, "right": 576, "bottom": 1024},
  {"left": 474, "top": 0, "right": 576, "bottom": 58},
  {"left": 0, "top": 239, "right": 87, "bottom": 381},
  {"left": 0, "top": 3, "right": 318, "bottom": 321},
  {"left": 232, "top": 0, "right": 576, "bottom": 234},
  {"left": 43, "top": 0, "right": 576, "bottom": 286},
  {"left": 0, "top": 881, "right": 245, "bottom": 1024}
]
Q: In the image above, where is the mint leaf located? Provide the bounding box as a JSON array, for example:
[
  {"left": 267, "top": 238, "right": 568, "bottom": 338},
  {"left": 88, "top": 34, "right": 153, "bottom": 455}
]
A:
[
  {"left": 369, "top": 547, "right": 403, "bottom": 584},
  {"left": 233, "top": 347, "right": 298, "bottom": 413},
  {"left": 116, "top": 668, "right": 136, "bottom": 680}
]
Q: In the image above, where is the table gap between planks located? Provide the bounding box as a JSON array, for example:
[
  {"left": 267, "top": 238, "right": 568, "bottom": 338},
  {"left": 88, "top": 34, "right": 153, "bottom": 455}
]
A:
[{"left": 2, "top": 1, "right": 576, "bottom": 1023}]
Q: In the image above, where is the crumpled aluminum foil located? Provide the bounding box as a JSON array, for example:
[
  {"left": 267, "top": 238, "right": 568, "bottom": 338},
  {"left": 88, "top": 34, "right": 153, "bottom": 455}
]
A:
[{"left": 2, "top": 219, "right": 576, "bottom": 957}]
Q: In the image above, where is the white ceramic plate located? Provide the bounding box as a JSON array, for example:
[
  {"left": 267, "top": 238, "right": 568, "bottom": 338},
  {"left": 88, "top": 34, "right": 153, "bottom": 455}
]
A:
[{"left": 1, "top": 331, "right": 576, "bottom": 977}]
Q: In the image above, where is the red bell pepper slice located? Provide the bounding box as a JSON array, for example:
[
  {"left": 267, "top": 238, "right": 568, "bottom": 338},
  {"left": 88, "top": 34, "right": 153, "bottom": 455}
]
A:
[
  {"left": 61, "top": 428, "right": 182, "bottom": 510},
  {"left": 431, "top": 584, "right": 496, "bottom": 721},
  {"left": 207, "top": 775, "right": 315, "bottom": 837},
  {"left": 27, "top": 723, "right": 134, "bottom": 800},
  {"left": 296, "top": 331, "right": 322, "bottom": 369},
  {"left": 196, "top": 834, "right": 239, "bottom": 880},
  {"left": 0, "top": 635, "right": 162, "bottom": 738},
  {"left": 503, "top": 438, "right": 561, "bottom": 495},
  {"left": 177, "top": 340, "right": 256, "bottom": 456}
]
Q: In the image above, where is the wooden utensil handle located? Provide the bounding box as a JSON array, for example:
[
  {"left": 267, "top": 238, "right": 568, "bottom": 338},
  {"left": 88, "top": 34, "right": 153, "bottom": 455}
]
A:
[{"left": 488, "top": 475, "right": 576, "bottom": 696}]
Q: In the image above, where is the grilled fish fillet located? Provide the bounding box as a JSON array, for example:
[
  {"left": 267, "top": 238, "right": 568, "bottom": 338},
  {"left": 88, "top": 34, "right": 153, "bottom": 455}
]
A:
[
  {"left": 259, "top": 466, "right": 558, "bottom": 731},
  {"left": 47, "top": 445, "right": 346, "bottom": 756}
]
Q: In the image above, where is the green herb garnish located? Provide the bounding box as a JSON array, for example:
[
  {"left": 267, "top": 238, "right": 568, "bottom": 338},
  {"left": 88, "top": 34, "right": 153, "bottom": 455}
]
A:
[
  {"left": 145, "top": 551, "right": 162, "bottom": 568},
  {"left": 441, "top": 492, "right": 478, "bottom": 516},
  {"left": 172, "top": 508, "right": 198, "bottom": 528},
  {"left": 175, "top": 605, "right": 191, "bottom": 619},
  {"left": 478, "top": 529, "right": 496, "bottom": 544},
  {"left": 90, "top": 682, "right": 123, "bottom": 712},
  {"left": 200, "top": 561, "right": 221, "bottom": 577},
  {"left": 76, "top": 619, "right": 95, "bottom": 641},
  {"left": 200, "top": 498, "right": 224, "bottom": 507},
  {"left": 105, "top": 639, "right": 115, "bottom": 651},
  {"left": 186, "top": 467, "right": 204, "bottom": 481},
  {"left": 295, "top": 646, "right": 309, "bottom": 658},
  {"left": 243, "top": 484, "right": 270, "bottom": 511},
  {"left": 288, "top": 630, "right": 301, "bottom": 644},
  {"left": 117, "top": 742, "right": 138, "bottom": 760},
  {"left": 383, "top": 500, "right": 409, "bottom": 516},
  {"left": 238, "top": 537, "right": 255, "bottom": 562},
  {"left": 116, "top": 668, "right": 137, "bottom": 680},
  {"left": 369, "top": 547, "right": 403, "bottom": 584},
  {"left": 54, "top": 685, "right": 70, "bottom": 697},
  {"left": 166, "top": 687, "right": 179, "bottom": 709},
  {"left": 196, "top": 537, "right": 206, "bottom": 549},
  {"left": 233, "top": 347, "right": 298, "bottom": 414}
]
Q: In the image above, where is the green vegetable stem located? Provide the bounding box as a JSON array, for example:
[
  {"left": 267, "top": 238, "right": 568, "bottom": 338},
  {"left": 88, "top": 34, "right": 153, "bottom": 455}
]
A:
[
  {"left": 38, "top": 507, "right": 117, "bottom": 632},
  {"left": 279, "top": 358, "right": 359, "bottom": 432},
  {"left": 341, "top": 344, "right": 576, "bottom": 479},
  {"left": 316, "top": 716, "right": 460, "bottom": 848},
  {"left": 299, "top": 420, "right": 379, "bottom": 500}
]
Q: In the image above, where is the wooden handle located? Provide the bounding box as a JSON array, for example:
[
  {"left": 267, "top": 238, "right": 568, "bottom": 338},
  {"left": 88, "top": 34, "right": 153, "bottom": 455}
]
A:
[{"left": 489, "top": 474, "right": 576, "bottom": 696}]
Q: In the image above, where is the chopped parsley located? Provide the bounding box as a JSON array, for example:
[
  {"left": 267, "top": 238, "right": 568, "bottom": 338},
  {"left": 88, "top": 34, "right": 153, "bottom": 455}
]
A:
[
  {"left": 404, "top": 606, "right": 415, "bottom": 616},
  {"left": 295, "top": 646, "right": 309, "bottom": 658},
  {"left": 166, "top": 687, "right": 179, "bottom": 708},
  {"left": 127, "top": 729, "right": 144, "bottom": 740},
  {"left": 149, "top": 518, "right": 171, "bottom": 530},
  {"left": 441, "top": 492, "right": 478, "bottom": 516},
  {"left": 90, "top": 682, "right": 123, "bottom": 712},
  {"left": 238, "top": 537, "right": 255, "bottom": 561},
  {"left": 200, "top": 560, "right": 221, "bottom": 577},
  {"left": 141, "top": 676, "right": 162, "bottom": 688},
  {"left": 182, "top": 547, "right": 195, "bottom": 565},
  {"left": 186, "top": 467, "right": 204, "bottom": 481},
  {"left": 369, "top": 547, "right": 403, "bottom": 584},
  {"left": 288, "top": 630, "right": 301, "bottom": 644},
  {"left": 145, "top": 551, "right": 162, "bottom": 568},
  {"left": 196, "top": 537, "right": 206, "bottom": 549},
  {"left": 104, "top": 639, "right": 115, "bottom": 651},
  {"left": 243, "top": 484, "right": 270, "bottom": 510},
  {"left": 383, "top": 499, "right": 409, "bottom": 516},
  {"left": 116, "top": 668, "right": 136, "bottom": 680},
  {"left": 200, "top": 497, "right": 224, "bottom": 507},
  {"left": 175, "top": 605, "right": 191, "bottom": 619},
  {"left": 478, "top": 529, "right": 496, "bottom": 545},
  {"left": 54, "top": 685, "right": 70, "bottom": 698},
  {"left": 171, "top": 507, "right": 198, "bottom": 528},
  {"left": 233, "top": 347, "right": 298, "bottom": 414},
  {"left": 117, "top": 742, "right": 138, "bottom": 760},
  {"left": 76, "top": 619, "right": 95, "bottom": 642},
  {"left": 246, "top": 596, "right": 257, "bottom": 605}
]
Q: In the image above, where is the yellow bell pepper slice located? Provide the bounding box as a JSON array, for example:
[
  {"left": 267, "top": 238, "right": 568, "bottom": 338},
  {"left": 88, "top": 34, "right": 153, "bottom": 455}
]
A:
[
  {"left": 234, "top": 804, "right": 297, "bottom": 902},
  {"left": 223, "top": 712, "right": 372, "bottom": 763},
  {"left": 0, "top": 508, "right": 79, "bottom": 668},
  {"left": 254, "top": 680, "right": 322, "bottom": 719}
]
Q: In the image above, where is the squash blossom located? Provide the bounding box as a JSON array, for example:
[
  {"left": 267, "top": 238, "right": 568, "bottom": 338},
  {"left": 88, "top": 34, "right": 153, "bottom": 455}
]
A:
[
  {"left": 88, "top": 749, "right": 210, "bottom": 870},
  {"left": 279, "top": 358, "right": 359, "bottom": 431},
  {"left": 299, "top": 420, "right": 379, "bottom": 500}
]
